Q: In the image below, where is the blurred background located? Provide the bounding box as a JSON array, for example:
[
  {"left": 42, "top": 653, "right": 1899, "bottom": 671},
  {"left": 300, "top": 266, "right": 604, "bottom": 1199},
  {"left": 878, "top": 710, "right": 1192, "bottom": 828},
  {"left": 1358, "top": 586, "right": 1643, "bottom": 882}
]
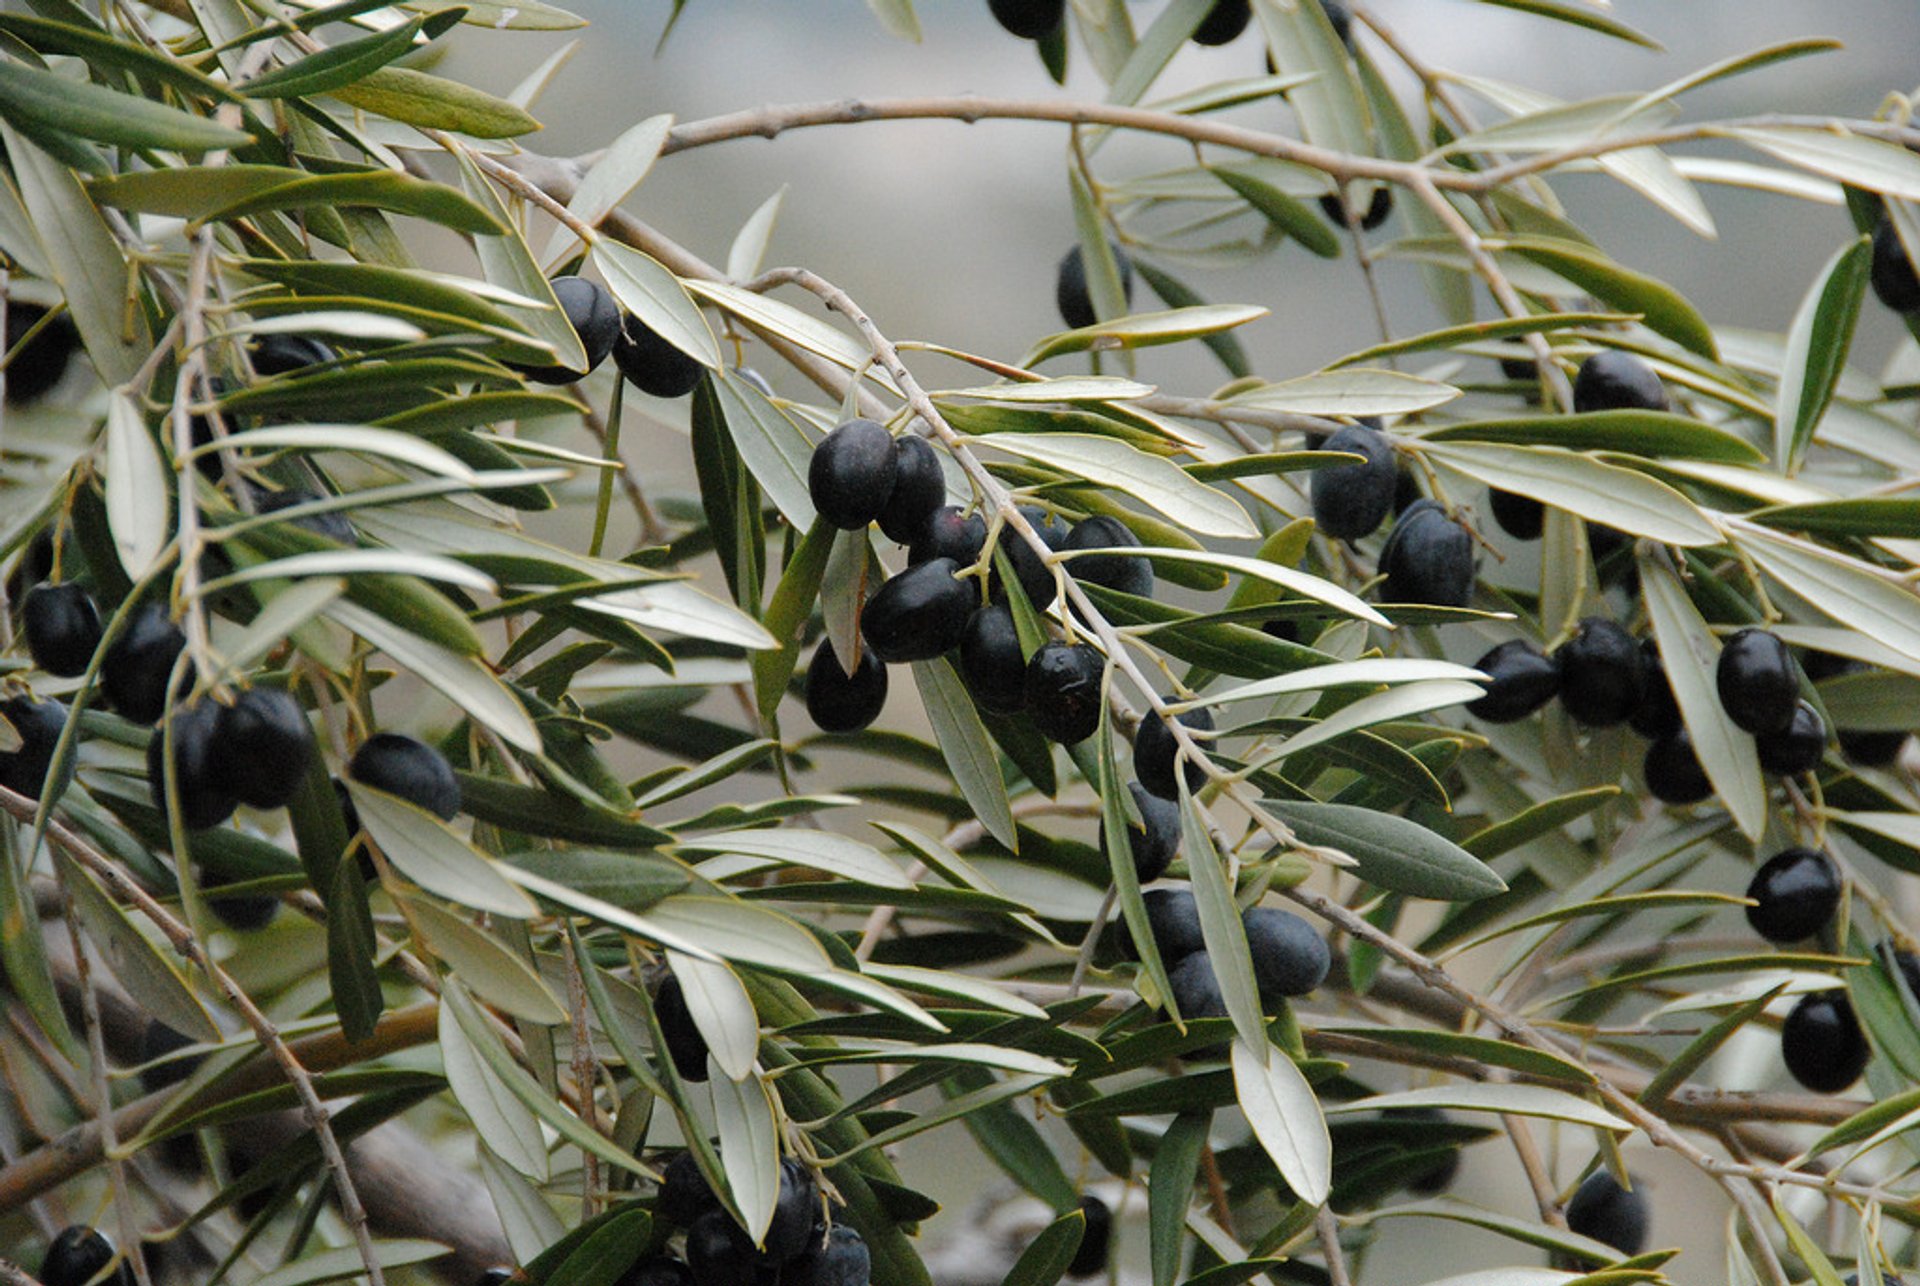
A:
[{"left": 423, "top": 4, "right": 1920, "bottom": 1281}]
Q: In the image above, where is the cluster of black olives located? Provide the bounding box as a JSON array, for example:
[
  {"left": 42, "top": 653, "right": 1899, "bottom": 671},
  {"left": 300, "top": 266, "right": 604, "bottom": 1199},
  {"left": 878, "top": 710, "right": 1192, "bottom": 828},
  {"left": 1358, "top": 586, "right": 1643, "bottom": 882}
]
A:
[
  {"left": 508, "top": 275, "right": 704, "bottom": 398},
  {"left": 1308, "top": 421, "right": 1474, "bottom": 607},
  {"left": 644, "top": 1150, "right": 869, "bottom": 1286},
  {"left": 1125, "top": 887, "right": 1332, "bottom": 1040},
  {"left": 1741, "top": 845, "right": 1876, "bottom": 1095}
]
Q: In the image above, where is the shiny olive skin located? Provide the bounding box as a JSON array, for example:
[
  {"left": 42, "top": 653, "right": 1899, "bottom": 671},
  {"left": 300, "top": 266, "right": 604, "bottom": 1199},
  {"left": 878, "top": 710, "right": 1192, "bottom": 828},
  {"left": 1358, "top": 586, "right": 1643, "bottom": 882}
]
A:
[
  {"left": 959, "top": 604, "right": 1027, "bottom": 716},
  {"left": 252, "top": 485, "right": 356, "bottom": 545},
  {"left": 763, "top": 1159, "right": 819, "bottom": 1263},
  {"left": 1782, "top": 989, "right": 1870, "bottom": 1093},
  {"left": 654, "top": 975, "right": 710, "bottom": 1083},
  {"left": 1134, "top": 704, "right": 1214, "bottom": 800},
  {"left": 1244, "top": 906, "right": 1330, "bottom": 1000},
  {"left": 1318, "top": 186, "right": 1392, "bottom": 231},
  {"left": 659, "top": 1150, "right": 720, "bottom": 1226},
  {"left": 251, "top": 333, "right": 336, "bottom": 376},
  {"left": 787, "top": 1226, "right": 869, "bottom": 1286},
  {"left": 1563, "top": 1171, "right": 1649, "bottom": 1255},
  {"left": 861, "top": 558, "right": 972, "bottom": 663},
  {"left": 1310, "top": 425, "right": 1397, "bottom": 541},
  {"left": 1101, "top": 781, "right": 1181, "bottom": 884},
  {"left": 1756, "top": 700, "right": 1826, "bottom": 776},
  {"left": 910, "top": 506, "right": 987, "bottom": 569},
  {"left": 510, "top": 277, "right": 621, "bottom": 385},
  {"left": 1716, "top": 628, "right": 1800, "bottom": 735},
  {"left": 1024, "top": 642, "right": 1104, "bottom": 744},
  {"left": 102, "top": 602, "right": 189, "bottom": 726},
  {"left": 0, "top": 695, "right": 65, "bottom": 800},
  {"left": 1644, "top": 730, "right": 1712, "bottom": 805},
  {"left": 809, "top": 419, "right": 897, "bottom": 531},
  {"left": 22, "top": 582, "right": 101, "bottom": 677},
  {"left": 1140, "top": 888, "right": 1206, "bottom": 964},
  {"left": 348, "top": 732, "right": 461, "bottom": 820},
  {"left": 613, "top": 312, "right": 703, "bottom": 398},
  {"left": 1554, "top": 617, "right": 1645, "bottom": 727},
  {"left": 685, "top": 1209, "right": 757, "bottom": 1286},
  {"left": 877, "top": 435, "right": 946, "bottom": 545},
  {"left": 1380, "top": 499, "right": 1475, "bottom": 607},
  {"left": 1465, "top": 639, "right": 1560, "bottom": 724},
  {"left": 1572, "top": 350, "right": 1668, "bottom": 413},
  {"left": 4, "top": 301, "right": 79, "bottom": 403},
  {"left": 1872, "top": 216, "right": 1920, "bottom": 314},
  {"left": 39, "top": 1225, "right": 134, "bottom": 1286},
  {"left": 1064, "top": 514, "right": 1153, "bottom": 599},
  {"left": 214, "top": 687, "right": 315, "bottom": 809},
  {"left": 1005, "top": 506, "right": 1070, "bottom": 609},
  {"left": 989, "top": 0, "right": 1065, "bottom": 40},
  {"left": 1191, "top": 0, "right": 1251, "bottom": 45},
  {"left": 1745, "top": 847, "right": 1840, "bottom": 945},
  {"left": 805, "top": 639, "right": 889, "bottom": 734},
  {"left": 1056, "top": 242, "right": 1133, "bottom": 331},
  {"left": 1067, "top": 1196, "right": 1113, "bottom": 1277},
  {"left": 1628, "top": 638, "right": 1682, "bottom": 740},
  {"left": 1488, "top": 488, "right": 1544, "bottom": 541},
  {"left": 148, "top": 700, "right": 238, "bottom": 831}
]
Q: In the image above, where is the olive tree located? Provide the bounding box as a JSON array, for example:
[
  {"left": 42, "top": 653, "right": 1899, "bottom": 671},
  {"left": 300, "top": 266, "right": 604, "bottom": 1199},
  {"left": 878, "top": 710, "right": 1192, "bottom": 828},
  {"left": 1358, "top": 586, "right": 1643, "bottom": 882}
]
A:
[{"left": 1, "top": 2, "right": 1919, "bottom": 1285}]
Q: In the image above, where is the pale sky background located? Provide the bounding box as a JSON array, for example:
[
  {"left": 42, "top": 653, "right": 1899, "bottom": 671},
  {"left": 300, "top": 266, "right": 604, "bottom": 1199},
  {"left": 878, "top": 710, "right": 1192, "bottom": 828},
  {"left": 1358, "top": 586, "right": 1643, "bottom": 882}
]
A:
[{"left": 430, "top": 5, "right": 1920, "bottom": 1280}]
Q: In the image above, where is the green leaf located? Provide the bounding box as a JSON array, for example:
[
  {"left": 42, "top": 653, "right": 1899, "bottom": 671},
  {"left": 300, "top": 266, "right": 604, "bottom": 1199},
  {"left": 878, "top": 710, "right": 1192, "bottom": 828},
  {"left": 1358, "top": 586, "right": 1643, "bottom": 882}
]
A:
[
  {"left": 1231, "top": 1041, "right": 1332, "bottom": 1206},
  {"left": 1475, "top": 0, "right": 1660, "bottom": 47},
  {"left": 452, "top": 145, "right": 588, "bottom": 373},
  {"left": 402, "top": 896, "right": 566, "bottom": 1024},
  {"left": 1224, "top": 368, "right": 1460, "bottom": 418},
  {"left": 1326, "top": 1084, "right": 1630, "bottom": 1130},
  {"left": 525, "top": 1210, "right": 649, "bottom": 1286},
  {"left": 1750, "top": 497, "right": 1920, "bottom": 540},
  {"left": 1130, "top": 259, "right": 1253, "bottom": 379},
  {"left": 195, "top": 170, "right": 502, "bottom": 235},
  {"left": 1775, "top": 236, "right": 1869, "bottom": 474},
  {"left": 949, "top": 1067, "right": 1079, "bottom": 1210},
  {"left": 1181, "top": 786, "right": 1264, "bottom": 1050},
  {"left": 677, "top": 828, "right": 911, "bottom": 890},
  {"left": 248, "top": 1242, "right": 449, "bottom": 1286},
  {"left": 911, "top": 659, "right": 1018, "bottom": 852},
  {"left": 712, "top": 1068, "right": 782, "bottom": 1242},
  {"left": 437, "top": 986, "right": 552, "bottom": 1179},
  {"left": 1316, "top": 1025, "right": 1595, "bottom": 1083},
  {"left": 543, "top": 113, "right": 673, "bottom": 260},
  {"left": 973, "top": 432, "right": 1255, "bottom": 539},
  {"left": 1461, "top": 786, "right": 1621, "bottom": 859},
  {"left": 1260, "top": 800, "right": 1506, "bottom": 901},
  {"left": 1734, "top": 523, "right": 1920, "bottom": 671},
  {"left": 1424, "top": 442, "right": 1718, "bottom": 546},
  {"left": 1418, "top": 409, "right": 1763, "bottom": 464},
  {"left": 331, "top": 65, "right": 540, "bottom": 138},
  {"left": 58, "top": 853, "right": 219, "bottom": 1042},
  {"left": 1024, "top": 305, "right": 1269, "bottom": 366},
  {"left": 1638, "top": 986, "right": 1782, "bottom": 1108},
  {"left": 1735, "top": 126, "right": 1920, "bottom": 203},
  {"left": 241, "top": 11, "right": 459, "bottom": 99},
  {"left": 1150, "top": 1112, "right": 1209, "bottom": 1286},
  {"left": 594, "top": 238, "right": 721, "bottom": 368},
  {"left": 103, "top": 394, "right": 169, "bottom": 580},
  {"left": 329, "top": 602, "right": 538, "bottom": 751},
  {"left": 1329, "top": 312, "right": 1629, "bottom": 369},
  {"left": 0, "top": 121, "right": 150, "bottom": 385},
  {"left": 1098, "top": 700, "right": 1173, "bottom": 1017},
  {"left": 1639, "top": 553, "right": 1767, "bottom": 840},
  {"left": 1211, "top": 165, "right": 1340, "bottom": 259},
  {"left": 346, "top": 782, "right": 539, "bottom": 917},
  {"left": 1500, "top": 235, "right": 1717, "bottom": 358},
  {"left": 0, "top": 56, "right": 253, "bottom": 152},
  {"left": 1002, "top": 1210, "right": 1086, "bottom": 1286}
]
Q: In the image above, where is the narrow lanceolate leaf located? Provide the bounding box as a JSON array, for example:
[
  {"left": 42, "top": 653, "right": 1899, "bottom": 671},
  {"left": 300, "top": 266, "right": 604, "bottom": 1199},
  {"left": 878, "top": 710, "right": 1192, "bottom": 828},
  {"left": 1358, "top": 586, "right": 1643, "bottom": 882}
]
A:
[
  {"left": 247, "top": 1242, "right": 449, "bottom": 1286},
  {"left": 402, "top": 897, "right": 567, "bottom": 1024},
  {"left": 711, "top": 1069, "right": 781, "bottom": 1244},
  {"left": 1023, "top": 305, "right": 1269, "bottom": 366},
  {"left": 1225, "top": 369, "right": 1460, "bottom": 418},
  {"left": 1326, "top": 1084, "right": 1631, "bottom": 1130},
  {"left": 330, "top": 601, "right": 541, "bottom": 752},
  {"left": 105, "top": 394, "right": 169, "bottom": 579},
  {"left": 438, "top": 987, "right": 550, "bottom": 1178},
  {"left": 971, "top": 432, "right": 1255, "bottom": 538},
  {"left": 453, "top": 146, "right": 588, "bottom": 374},
  {"left": 676, "top": 829, "right": 911, "bottom": 890},
  {"left": 594, "top": 238, "right": 721, "bottom": 368},
  {"left": 541, "top": 113, "right": 673, "bottom": 262},
  {"left": 346, "top": 783, "right": 540, "bottom": 918},
  {"left": 0, "top": 122, "right": 149, "bottom": 385},
  {"left": 1499, "top": 235, "right": 1718, "bottom": 358},
  {"left": 912, "top": 659, "right": 1018, "bottom": 852},
  {"left": 332, "top": 66, "right": 541, "bottom": 138},
  {"left": 1211, "top": 165, "right": 1341, "bottom": 258},
  {"left": 240, "top": 10, "right": 458, "bottom": 100},
  {"left": 1774, "top": 235, "right": 1869, "bottom": 474},
  {"left": 1261, "top": 801, "right": 1506, "bottom": 901},
  {"left": 0, "top": 57, "right": 253, "bottom": 153},
  {"left": 1002, "top": 1210, "right": 1085, "bottom": 1286},
  {"left": 1734, "top": 522, "right": 1920, "bottom": 669},
  {"left": 1424, "top": 442, "right": 1719, "bottom": 546},
  {"left": 1639, "top": 553, "right": 1766, "bottom": 841},
  {"left": 1150, "top": 1113, "right": 1210, "bottom": 1286},
  {"left": 1180, "top": 785, "right": 1265, "bottom": 1052},
  {"left": 58, "top": 855, "right": 219, "bottom": 1042},
  {"left": 1735, "top": 126, "right": 1920, "bottom": 203},
  {"left": 1231, "top": 1040, "right": 1331, "bottom": 1206}
]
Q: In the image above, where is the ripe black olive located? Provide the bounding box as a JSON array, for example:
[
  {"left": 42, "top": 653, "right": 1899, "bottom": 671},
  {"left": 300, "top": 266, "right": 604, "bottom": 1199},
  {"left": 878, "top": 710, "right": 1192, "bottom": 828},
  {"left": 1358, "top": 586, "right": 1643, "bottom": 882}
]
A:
[
  {"left": 1628, "top": 639, "right": 1682, "bottom": 740},
  {"left": 1465, "top": 639, "right": 1560, "bottom": 724},
  {"left": 1716, "top": 628, "right": 1800, "bottom": 735},
  {"left": 252, "top": 485, "right": 357, "bottom": 545},
  {"left": 788, "top": 1226, "right": 868, "bottom": 1286},
  {"left": 1756, "top": 700, "right": 1826, "bottom": 776},
  {"left": 861, "top": 559, "right": 973, "bottom": 663},
  {"left": 1167, "top": 951, "right": 1228, "bottom": 1022},
  {"left": 659, "top": 1150, "right": 720, "bottom": 1227},
  {"left": 348, "top": 732, "right": 461, "bottom": 820},
  {"left": 102, "top": 602, "right": 189, "bottom": 726},
  {"left": 876, "top": 435, "right": 945, "bottom": 546},
  {"left": 614, "top": 312, "right": 704, "bottom": 398},
  {"left": 213, "top": 687, "right": 314, "bottom": 809},
  {"left": 1488, "top": 488, "right": 1544, "bottom": 541},
  {"left": 1135, "top": 704, "right": 1214, "bottom": 799},
  {"left": 1101, "top": 781, "right": 1181, "bottom": 884},
  {"left": 1872, "top": 216, "right": 1920, "bottom": 314},
  {"left": 22, "top": 582, "right": 101, "bottom": 677},
  {"left": 148, "top": 700, "right": 238, "bottom": 831},
  {"left": 1644, "top": 730, "right": 1712, "bottom": 805},
  {"left": 1379, "top": 499, "right": 1475, "bottom": 607},
  {"left": 1064, "top": 514, "right": 1153, "bottom": 599},
  {"left": 910, "top": 506, "right": 987, "bottom": 570},
  {"left": 959, "top": 603, "right": 1028, "bottom": 716},
  {"left": 1572, "top": 350, "right": 1668, "bottom": 414},
  {"left": 1067, "top": 1195, "right": 1113, "bottom": 1277},
  {"left": 251, "top": 333, "right": 337, "bottom": 376},
  {"left": 1139, "top": 887, "right": 1206, "bottom": 965},
  {"left": 1745, "top": 847, "right": 1840, "bottom": 945},
  {"left": 1563, "top": 1170, "right": 1649, "bottom": 1255},
  {"left": 764, "top": 1159, "right": 819, "bottom": 1263},
  {"left": 1024, "top": 641, "right": 1104, "bottom": 744},
  {"left": 1318, "top": 186, "right": 1392, "bottom": 231},
  {"left": 989, "top": 0, "right": 1065, "bottom": 40},
  {"left": 39, "top": 1225, "right": 134, "bottom": 1286},
  {"left": 805, "top": 639, "right": 889, "bottom": 734},
  {"left": 0, "top": 695, "right": 65, "bottom": 800},
  {"left": 1310, "top": 425, "right": 1397, "bottom": 541},
  {"left": 4, "top": 301, "right": 79, "bottom": 404},
  {"left": 810, "top": 419, "right": 897, "bottom": 531},
  {"left": 510, "top": 277, "right": 621, "bottom": 385},
  {"left": 655, "top": 975, "right": 710, "bottom": 1083},
  {"left": 1057, "top": 243, "right": 1133, "bottom": 331},
  {"left": 1554, "top": 617, "right": 1644, "bottom": 727},
  {"left": 1781, "top": 988, "right": 1870, "bottom": 1093},
  {"left": 1244, "top": 905, "right": 1329, "bottom": 1000},
  {"left": 1005, "top": 507, "right": 1070, "bottom": 609},
  {"left": 1191, "top": 0, "right": 1251, "bottom": 46},
  {"left": 685, "top": 1209, "right": 757, "bottom": 1286}
]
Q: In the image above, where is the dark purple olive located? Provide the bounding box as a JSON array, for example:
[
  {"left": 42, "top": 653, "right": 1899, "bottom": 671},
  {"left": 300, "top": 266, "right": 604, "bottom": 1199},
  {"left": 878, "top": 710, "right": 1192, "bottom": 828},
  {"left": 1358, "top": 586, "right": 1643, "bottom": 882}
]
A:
[
  {"left": 1005, "top": 506, "right": 1071, "bottom": 609},
  {"left": 1379, "top": 499, "right": 1474, "bottom": 607},
  {"left": 213, "top": 687, "right": 314, "bottom": 809},
  {"left": 148, "top": 700, "right": 238, "bottom": 831},
  {"left": 1628, "top": 639, "right": 1682, "bottom": 740},
  {"left": 252, "top": 485, "right": 356, "bottom": 545},
  {"left": 1100, "top": 781, "right": 1181, "bottom": 884},
  {"left": 1243, "top": 906, "right": 1329, "bottom": 1000},
  {"left": 1872, "top": 216, "right": 1920, "bottom": 314},
  {"left": 685, "top": 1209, "right": 757, "bottom": 1286},
  {"left": 1573, "top": 350, "right": 1667, "bottom": 414},
  {"left": 1717, "top": 628, "right": 1799, "bottom": 736},
  {"left": 1024, "top": 641, "right": 1104, "bottom": 744},
  {"left": 510, "top": 277, "right": 621, "bottom": 385},
  {"left": 1554, "top": 617, "right": 1644, "bottom": 727},
  {"left": 810, "top": 419, "right": 897, "bottom": 531},
  {"left": 1563, "top": 1171, "right": 1648, "bottom": 1255},
  {"left": 655, "top": 975, "right": 710, "bottom": 1083},
  {"left": 1489, "top": 489, "right": 1544, "bottom": 541},
  {"left": 0, "top": 695, "right": 65, "bottom": 800},
  {"left": 959, "top": 604, "right": 1027, "bottom": 716},
  {"left": 102, "top": 602, "right": 189, "bottom": 726},
  {"left": 989, "top": 0, "right": 1065, "bottom": 40},
  {"left": 659, "top": 1150, "right": 720, "bottom": 1227},
  {"left": 1310, "top": 426, "right": 1396, "bottom": 541},
  {"left": 4, "top": 301, "right": 79, "bottom": 403},
  {"left": 1745, "top": 847, "right": 1840, "bottom": 945},
  {"left": 1066, "top": 1195, "right": 1112, "bottom": 1277},
  {"left": 1134, "top": 704, "right": 1214, "bottom": 799},
  {"left": 1191, "top": 0, "right": 1251, "bottom": 45},
  {"left": 877, "top": 436, "right": 946, "bottom": 546},
  {"left": 1756, "top": 701, "right": 1826, "bottom": 776},
  {"left": 861, "top": 559, "right": 972, "bottom": 663},
  {"left": 1064, "top": 514, "right": 1153, "bottom": 599},
  {"left": 1466, "top": 639, "right": 1559, "bottom": 724},
  {"left": 805, "top": 639, "right": 889, "bottom": 734},
  {"left": 348, "top": 732, "right": 460, "bottom": 820},
  {"left": 22, "top": 582, "right": 101, "bottom": 677},
  {"left": 1644, "top": 730, "right": 1712, "bottom": 805},
  {"left": 1057, "top": 243, "right": 1133, "bottom": 331},
  {"left": 1781, "top": 989, "right": 1869, "bottom": 1093},
  {"left": 1318, "top": 186, "right": 1392, "bottom": 231},
  {"left": 38, "top": 1225, "right": 134, "bottom": 1286},
  {"left": 614, "top": 312, "right": 704, "bottom": 398},
  {"left": 910, "top": 506, "right": 986, "bottom": 569},
  {"left": 1139, "top": 887, "right": 1206, "bottom": 965},
  {"left": 251, "top": 333, "right": 337, "bottom": 376},
  {"left": 787, "top": 1225, "right": 868, "bottom": 1286}
]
